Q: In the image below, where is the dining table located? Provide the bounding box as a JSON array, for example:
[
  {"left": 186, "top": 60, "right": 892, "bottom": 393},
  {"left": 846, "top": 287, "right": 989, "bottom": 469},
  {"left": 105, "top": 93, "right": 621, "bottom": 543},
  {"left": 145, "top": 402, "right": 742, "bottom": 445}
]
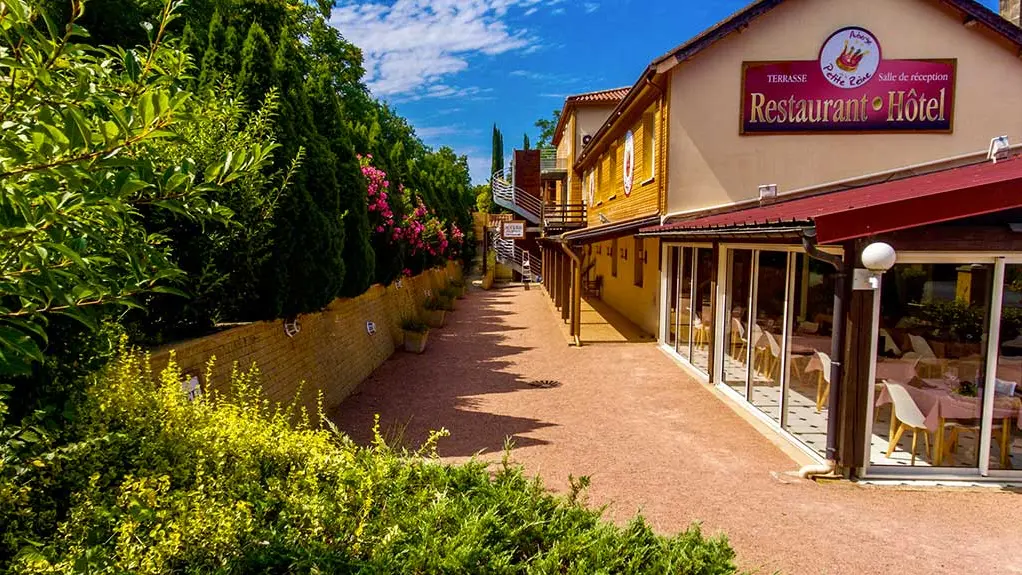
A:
[{"left": 874, "top": 377, "right": 1021, "bottom": 467}]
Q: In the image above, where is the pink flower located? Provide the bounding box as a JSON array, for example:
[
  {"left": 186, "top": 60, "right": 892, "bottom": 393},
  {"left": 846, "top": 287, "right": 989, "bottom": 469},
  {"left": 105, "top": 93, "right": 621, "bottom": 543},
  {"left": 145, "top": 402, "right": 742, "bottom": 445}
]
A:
[{"left": 376, "top": 226, "right": 384, "bottom": 233}]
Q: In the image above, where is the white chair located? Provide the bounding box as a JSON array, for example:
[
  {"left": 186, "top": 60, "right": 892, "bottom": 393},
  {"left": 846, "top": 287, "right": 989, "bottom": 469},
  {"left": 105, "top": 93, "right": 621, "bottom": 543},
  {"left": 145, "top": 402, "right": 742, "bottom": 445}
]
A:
[
  {"left": 814, "top": 351, "right": 832, "bottom": 412},
  {"left": 754, "top": 330, "right": 781, "bottom": 381},
  {"left": 879, "top": 328, "right": 901, "bottom": 356},
  {"left": 729, "top": 317, "right": 747, "bottom": 360},
  {"left": 908, "top": 334, "right": 937, "bottom": 358},
  {"left": 884, "top": 382, "right": 932, "bottom": 465}
]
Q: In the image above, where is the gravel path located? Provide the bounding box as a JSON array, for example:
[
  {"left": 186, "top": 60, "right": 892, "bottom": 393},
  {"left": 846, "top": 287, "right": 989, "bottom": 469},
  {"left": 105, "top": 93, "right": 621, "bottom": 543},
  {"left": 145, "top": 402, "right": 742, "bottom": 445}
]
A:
[{"left": 332, "top": 285, "right": 1022, "bottom": 575}]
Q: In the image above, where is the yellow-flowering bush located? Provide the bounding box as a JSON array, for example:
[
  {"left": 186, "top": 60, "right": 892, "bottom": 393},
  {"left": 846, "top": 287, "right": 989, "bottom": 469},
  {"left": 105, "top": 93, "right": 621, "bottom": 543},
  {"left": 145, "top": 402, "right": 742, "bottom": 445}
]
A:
[{"left": 0, "top": 344, "right": 736, "bottom": 574}]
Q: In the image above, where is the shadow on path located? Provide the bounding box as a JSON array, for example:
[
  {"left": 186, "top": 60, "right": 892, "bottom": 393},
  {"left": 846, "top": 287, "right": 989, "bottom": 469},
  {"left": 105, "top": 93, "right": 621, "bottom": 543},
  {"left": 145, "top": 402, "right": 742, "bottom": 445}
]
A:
[{"left": 331, "top": 286, "right": 557, "bottom": 457}]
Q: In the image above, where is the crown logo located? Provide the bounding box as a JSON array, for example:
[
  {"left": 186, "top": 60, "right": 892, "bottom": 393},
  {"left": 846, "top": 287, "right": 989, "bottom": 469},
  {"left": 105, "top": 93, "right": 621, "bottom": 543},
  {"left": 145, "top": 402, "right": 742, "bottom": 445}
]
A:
[{"left": 835, "top": 40, "right": 869, "bottom": 72}]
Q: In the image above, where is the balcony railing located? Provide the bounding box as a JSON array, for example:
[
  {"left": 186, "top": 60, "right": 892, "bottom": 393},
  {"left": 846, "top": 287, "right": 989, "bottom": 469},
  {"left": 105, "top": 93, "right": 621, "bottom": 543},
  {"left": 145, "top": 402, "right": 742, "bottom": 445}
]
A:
[
  {"left": 539, "top": 148, "right": 568, "bottom": 173},
  {"left": 543, "top": 203, "right": 587, "bottom": 230}
]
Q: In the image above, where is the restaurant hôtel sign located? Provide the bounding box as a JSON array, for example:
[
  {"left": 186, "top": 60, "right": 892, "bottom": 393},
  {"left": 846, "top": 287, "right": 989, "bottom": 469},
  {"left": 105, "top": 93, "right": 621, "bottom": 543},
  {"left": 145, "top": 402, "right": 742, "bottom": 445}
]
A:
[{"left": 741, "top": 26, "right": 956, "bottom": 134}]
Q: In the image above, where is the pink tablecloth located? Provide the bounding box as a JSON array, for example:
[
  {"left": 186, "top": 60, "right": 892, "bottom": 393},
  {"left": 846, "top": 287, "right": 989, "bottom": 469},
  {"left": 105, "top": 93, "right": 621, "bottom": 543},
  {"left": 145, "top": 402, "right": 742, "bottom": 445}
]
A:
[{"left": 875, "top": 380, "right": 1022, "bottom": 431}]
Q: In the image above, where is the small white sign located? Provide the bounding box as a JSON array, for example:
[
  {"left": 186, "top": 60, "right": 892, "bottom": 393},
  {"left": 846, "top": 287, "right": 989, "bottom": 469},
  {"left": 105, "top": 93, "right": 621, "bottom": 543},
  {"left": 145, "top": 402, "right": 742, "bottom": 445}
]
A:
[
  {"left": 182, "top": 376, "right": 201, "bottom": 401},
  {"left": 502, "top": 220, "right": 526, "bottom": 239}
]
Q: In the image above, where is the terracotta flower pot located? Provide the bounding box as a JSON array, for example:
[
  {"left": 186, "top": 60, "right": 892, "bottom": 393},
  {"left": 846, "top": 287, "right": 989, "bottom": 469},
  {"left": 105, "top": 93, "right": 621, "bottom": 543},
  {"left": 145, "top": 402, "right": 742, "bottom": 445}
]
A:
[
  {"left": 403, "top": 329, "right": 429, "bottom": 353},
  {"left": 424, "top": 309, "right": 446, "bottom": 328},
  {"left": 481, "top": 273, "right": 494, "bottom": 290}
]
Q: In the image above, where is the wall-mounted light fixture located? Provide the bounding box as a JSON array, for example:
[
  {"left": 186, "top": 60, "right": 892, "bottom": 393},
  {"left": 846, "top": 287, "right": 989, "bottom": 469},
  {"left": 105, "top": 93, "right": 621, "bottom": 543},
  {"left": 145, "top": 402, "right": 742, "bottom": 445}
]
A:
[
  {"left": 598, "top": 213, "right": 610, "bottom": 224},
  {"left": 366, "top": 321, "right": 377, "bottom": 336},
  {"left": 988, "top": 135, "right": 1011, "bottom": 163},
  {"left": 854, "top": 242, "right": 897, "bottom": 290},
  {"left": 284, "top": 317, "right": 301, "bottom": 338}
]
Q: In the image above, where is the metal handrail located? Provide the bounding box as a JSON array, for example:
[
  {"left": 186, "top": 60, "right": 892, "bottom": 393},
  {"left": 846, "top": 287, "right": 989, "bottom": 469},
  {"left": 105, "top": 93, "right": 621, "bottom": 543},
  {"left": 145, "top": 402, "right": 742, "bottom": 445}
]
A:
[
  {"left": 490, "top": 233, "right": 541, "bottom": 280},
  {"left": 491, "top": 168, "right": 541, "bottom": 223}
]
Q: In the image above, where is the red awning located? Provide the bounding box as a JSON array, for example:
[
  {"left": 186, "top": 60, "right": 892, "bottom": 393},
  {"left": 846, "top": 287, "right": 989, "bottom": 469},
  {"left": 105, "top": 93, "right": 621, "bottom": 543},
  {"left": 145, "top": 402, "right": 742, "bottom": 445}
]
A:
[{"left": 640, "top": 155, "right": 1022, "bottom": 244}]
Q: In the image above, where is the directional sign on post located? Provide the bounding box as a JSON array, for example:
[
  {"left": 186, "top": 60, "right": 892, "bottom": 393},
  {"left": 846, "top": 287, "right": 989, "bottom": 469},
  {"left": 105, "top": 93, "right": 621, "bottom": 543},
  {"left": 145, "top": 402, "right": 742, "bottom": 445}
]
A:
[{"left": 501, "top": 220, "right": 526, "bottom": 239}]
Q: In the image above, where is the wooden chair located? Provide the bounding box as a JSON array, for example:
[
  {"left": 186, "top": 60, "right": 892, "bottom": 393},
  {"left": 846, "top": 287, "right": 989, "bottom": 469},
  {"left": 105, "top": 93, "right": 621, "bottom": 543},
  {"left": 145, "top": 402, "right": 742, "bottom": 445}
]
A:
[
  {"left": 729, "top": 317, "right": 747, "bottom": 360},
  {"left": 754, "top": 330, "right": 781, "bottom": 382},
  {"left": 885, "top": 382, "right": 932, "bottom": 465},
  {"left": 814, "top": 351, "right": 832, "bottom": 412}
]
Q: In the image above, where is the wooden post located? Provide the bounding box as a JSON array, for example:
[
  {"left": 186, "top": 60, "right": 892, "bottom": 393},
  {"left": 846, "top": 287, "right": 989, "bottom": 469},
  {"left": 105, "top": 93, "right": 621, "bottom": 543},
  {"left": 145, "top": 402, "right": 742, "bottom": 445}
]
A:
[
  {"left": 560, "top": 252, "right": 570, "bottom": 322},
  {"left": 839, "top": 239, "right": 872, "bottom": 473},
  {"left": 573, "top": 251, "right": 582, "bottom": 340},
  {"left": 551, "top": 250, "right": 559, "bottom": 306}
]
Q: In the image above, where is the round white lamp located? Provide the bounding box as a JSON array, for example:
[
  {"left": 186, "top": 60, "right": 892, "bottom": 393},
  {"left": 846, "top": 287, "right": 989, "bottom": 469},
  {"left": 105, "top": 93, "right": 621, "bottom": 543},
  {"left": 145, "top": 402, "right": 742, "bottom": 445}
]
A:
[{"left": 861, "top": 242, "right": 897, "bottom": 273}]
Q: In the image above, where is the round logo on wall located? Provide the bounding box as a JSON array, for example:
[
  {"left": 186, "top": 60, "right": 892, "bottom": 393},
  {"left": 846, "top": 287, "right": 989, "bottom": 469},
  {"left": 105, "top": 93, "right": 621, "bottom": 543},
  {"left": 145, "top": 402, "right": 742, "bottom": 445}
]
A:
[
  {"left": 819, "top": 26, "right": 881, "bottom": 89},
  {"left": 623, "top": 130, "right": 634, "bottom": 197}
]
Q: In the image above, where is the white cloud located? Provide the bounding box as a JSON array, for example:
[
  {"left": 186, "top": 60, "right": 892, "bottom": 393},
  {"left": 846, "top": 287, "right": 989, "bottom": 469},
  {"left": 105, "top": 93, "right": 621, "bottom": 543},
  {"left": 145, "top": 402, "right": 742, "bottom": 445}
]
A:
[
  {"left": 583, "top": 2, "right": 599, "bottom": 14},
  {"left": 330, "top": 0, "right": 563, "bottom": 99}
]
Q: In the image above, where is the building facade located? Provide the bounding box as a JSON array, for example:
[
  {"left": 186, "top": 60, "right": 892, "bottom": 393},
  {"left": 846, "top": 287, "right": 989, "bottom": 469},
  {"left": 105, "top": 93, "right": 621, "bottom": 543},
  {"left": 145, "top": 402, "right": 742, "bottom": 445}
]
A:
[{"left": 512, "top": 0, "right": 1022, "bottom": 480}]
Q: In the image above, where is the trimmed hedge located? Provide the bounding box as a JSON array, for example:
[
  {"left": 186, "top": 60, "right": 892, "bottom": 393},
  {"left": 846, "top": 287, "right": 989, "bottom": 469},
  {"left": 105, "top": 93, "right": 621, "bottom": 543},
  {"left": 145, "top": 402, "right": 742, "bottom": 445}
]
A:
[{"left": 0, "top": 347, "right": 736, "bottom": 574}]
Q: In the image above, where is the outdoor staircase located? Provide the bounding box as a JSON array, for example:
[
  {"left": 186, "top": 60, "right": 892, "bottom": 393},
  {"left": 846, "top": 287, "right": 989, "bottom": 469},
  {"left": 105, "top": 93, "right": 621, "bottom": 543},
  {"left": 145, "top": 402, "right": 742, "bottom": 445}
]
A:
[
  {"left": 491, "top": 168, "right": 541, "bottom": 224},
  {"left": 491, "top": 233, "right": 541, "bottom": 281}
]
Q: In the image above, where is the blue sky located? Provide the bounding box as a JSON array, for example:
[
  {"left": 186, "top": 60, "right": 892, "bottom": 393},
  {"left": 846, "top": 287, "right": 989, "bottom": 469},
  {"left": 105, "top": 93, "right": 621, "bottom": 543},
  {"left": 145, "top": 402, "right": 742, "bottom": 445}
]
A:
[{"left": 330, "top": 0, "right": 1001, "bottom": 185}]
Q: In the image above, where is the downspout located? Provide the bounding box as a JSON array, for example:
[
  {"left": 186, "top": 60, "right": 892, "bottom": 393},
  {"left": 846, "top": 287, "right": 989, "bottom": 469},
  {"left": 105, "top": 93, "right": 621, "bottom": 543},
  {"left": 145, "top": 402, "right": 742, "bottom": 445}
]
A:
[
  {"left": 798, "top": 227, "right": 847, "bottom": 479},
  {"left": 558, "top": 240, "right": 583, "bottom": 347}
]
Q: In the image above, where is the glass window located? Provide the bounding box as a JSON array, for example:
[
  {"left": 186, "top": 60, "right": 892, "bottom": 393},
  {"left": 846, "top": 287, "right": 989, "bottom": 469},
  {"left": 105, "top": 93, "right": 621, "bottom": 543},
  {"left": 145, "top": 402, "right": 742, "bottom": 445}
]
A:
[
  {"left": 989, "top": 264, "right": 1022, "bottom": 471},
  {"left": 723, "top": 249, "right": 753, "bottom": 398},
  {"left": 871, "top": 263, "right": 993, "bottom": 468},
  {"left": 666, "top": 247, "right": 678, "bottom": 348},
  {"left": 691, "top": 248, "right": 714, "bottom": 373},
  {"left": 677, "top": 247, "right": 694, "bottom": 360},
  {"left": 749, "top": 251, "right": 788, "bottom": 424},
  {"left": 642, "top": 111, "right": 655, "bottom": 180},
  {"left": 785, "top": 254, "right": 836, "bottom": 457}
]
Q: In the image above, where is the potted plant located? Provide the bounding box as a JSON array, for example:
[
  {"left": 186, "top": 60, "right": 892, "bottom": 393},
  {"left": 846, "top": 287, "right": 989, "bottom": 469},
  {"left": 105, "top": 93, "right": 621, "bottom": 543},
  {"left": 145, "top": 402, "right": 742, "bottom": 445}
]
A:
[
  {"left": 401, "top": 317, "right": 430, "bottom": 353},
  {"left": 423, "top": 297, "right": 446, "bottom": 328},
  {"left": 438, "top": 287, "right": 457, "bottom": 311}
]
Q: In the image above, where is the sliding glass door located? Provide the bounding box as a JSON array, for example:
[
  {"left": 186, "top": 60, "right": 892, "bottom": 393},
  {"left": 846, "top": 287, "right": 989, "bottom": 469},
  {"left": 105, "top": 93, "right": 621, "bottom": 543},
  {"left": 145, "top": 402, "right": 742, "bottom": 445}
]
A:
[
  {"left": 865, "top": 254, "right": 1022, "bottom": 478},
  {"left": 661, "top": 245, "right": 710, "bottom": 375}
]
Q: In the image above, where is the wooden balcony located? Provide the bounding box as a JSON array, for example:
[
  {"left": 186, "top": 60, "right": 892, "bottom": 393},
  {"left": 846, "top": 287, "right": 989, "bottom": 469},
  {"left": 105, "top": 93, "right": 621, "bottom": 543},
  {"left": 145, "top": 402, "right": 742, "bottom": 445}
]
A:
[{"left": 543, "top": 203, "right": 587, "bottom": 232}]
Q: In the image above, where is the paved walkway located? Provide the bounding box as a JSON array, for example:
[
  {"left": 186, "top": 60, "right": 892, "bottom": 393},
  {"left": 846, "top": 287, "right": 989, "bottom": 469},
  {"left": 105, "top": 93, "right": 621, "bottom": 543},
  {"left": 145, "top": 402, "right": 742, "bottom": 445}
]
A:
[{"left": 331, "top": 285, "right": 1022, "bottom": 575}]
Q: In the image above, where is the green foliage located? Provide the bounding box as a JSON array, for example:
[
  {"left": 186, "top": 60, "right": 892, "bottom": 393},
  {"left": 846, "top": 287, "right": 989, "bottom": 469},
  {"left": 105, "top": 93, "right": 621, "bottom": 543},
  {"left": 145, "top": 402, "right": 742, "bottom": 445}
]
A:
[
  {"left": 400, "top": 317, "right": 429, "bottom": 333},
  {"left": 0, "top": 0, "right": 273, "bottom": 373},
  {"left": 476, "top": 183, "right": 494, "bottom": 213},
  {"left": 0, "top": 348, "right": 737, "bottom": 573},
  {"left": 916, "top": 300, "right": 986, "bottom": 342},
  {"left": 236, "top": 22, "right": 273, "bottom": 108},
  {"left": 523, "top": 133, "right": 530, "bottom": 150},
  {"left": 536, "top": 109, "right": 561, "bottom": 148},
  {"left": 491, "top": 123, "right": 504, "bottom": 177}
]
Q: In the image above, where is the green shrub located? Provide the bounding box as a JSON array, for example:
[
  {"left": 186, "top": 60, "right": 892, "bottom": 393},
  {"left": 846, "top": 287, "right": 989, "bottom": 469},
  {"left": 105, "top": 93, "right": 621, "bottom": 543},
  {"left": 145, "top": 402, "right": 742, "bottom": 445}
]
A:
[
  {"left": 400, "top": 318, "right": 429, "bottom": 333},
  {"left": 423, "top": 296, "right": 444, "bottom": 311},
  {"left": 0, "top": 347, "right": 737, "bottom": 574}
]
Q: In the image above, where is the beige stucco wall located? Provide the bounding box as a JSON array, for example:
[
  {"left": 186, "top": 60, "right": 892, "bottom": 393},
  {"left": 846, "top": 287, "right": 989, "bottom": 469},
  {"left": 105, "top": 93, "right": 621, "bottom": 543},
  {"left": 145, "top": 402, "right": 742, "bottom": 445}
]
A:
[
  {"left": 575, "top": 105, "right": 618, "bottom": 162},
  {"left": 667, "top": 0, "right": 1022, "bottom": 215}
]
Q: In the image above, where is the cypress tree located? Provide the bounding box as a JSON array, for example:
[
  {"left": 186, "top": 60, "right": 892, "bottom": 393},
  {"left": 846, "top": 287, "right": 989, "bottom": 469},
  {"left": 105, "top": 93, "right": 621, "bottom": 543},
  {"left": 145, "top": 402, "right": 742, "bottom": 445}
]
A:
[
  {"left": 309, "top": 72, "right": 376, "bottom": 294},
  {"left": 222, "top": 25, "right": 241, "bottom": 76},
  {"left": 491, "top": 124, "right": 503, "bottom": 177},
  {"left": 523, "top": 133, "right": 530, "bottom": 150},
  {"left": 265, "top": 34, "right": 346, "bottom": 315},
  {"left": 197, "top": 10, "right": 226, "bottom": 86},
  {"left": 237, "top": 22, "right": 274, "bottom": 108}
]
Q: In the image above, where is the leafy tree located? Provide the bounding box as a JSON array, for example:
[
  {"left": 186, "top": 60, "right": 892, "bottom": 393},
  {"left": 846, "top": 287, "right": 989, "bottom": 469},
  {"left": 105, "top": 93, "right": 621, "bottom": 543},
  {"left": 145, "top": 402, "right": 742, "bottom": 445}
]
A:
[
  {"left": 0, "top": 0, "right": 273, "bottom": 374},
  {"left": 523, "top": 133, "right": 530, "bottom": 150},
  {"left": 475, "top": 184, "right": 493, "bottom": 213},
  {"left": 535, "top": 109, "right": 561, "bottom": 147}
]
